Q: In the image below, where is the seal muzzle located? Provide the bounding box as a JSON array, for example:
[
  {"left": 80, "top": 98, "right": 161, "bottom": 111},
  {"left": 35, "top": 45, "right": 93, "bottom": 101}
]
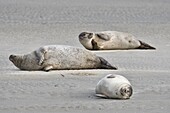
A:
[{"left": 9, "top": 55, "right": 17, "bottom": 62}]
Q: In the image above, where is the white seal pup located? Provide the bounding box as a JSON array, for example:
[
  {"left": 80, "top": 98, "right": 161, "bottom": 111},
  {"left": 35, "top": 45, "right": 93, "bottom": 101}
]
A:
[
  {"left": 9, "top": 45, "right": 117, "bottom": 71},
  {"left": 95, "top": 74, "right": 133, "bottom": 99},
  {"left": 79, "top": 31, "right": 156, "bottom": 50}
]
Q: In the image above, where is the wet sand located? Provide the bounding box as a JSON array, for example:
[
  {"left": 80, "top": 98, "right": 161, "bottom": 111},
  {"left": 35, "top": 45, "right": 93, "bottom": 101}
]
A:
[{"left": 0, "top": 0, "right": 170, "bottom": 113}]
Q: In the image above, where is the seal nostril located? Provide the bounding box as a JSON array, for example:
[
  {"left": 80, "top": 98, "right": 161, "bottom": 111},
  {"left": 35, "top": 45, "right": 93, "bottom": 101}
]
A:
[
  {"left": 9, "top": 55, "right": 13, "bottom": 58},
  {"left": 9, "top": 55, "right": 16, "bottom": 60},
  {"left": 9, "top": 55, "right": 13, "bottom": 61}
]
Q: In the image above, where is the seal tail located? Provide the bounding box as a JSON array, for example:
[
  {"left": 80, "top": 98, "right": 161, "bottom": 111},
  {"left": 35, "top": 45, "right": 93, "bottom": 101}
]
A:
[
  {"left": 98, "top": 57, "right": 117, "bottom": 70},
  {"left": 137, "top": 40, "right": 156, "bottom": 49}
]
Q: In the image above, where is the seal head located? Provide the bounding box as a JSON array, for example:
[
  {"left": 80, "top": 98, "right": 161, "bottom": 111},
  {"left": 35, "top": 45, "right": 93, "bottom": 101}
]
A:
[
  {"left": 9, "top": 53, "right": 42, "bottom": 70},
  {"left": 79, "top": 32, "right": 94, "bottom": 50},
  {"left": 9, "top": 54, "right": 23, "bottom": 69},
  {"left": 118, "top": 84, "right": 133, "bottom": 99}
]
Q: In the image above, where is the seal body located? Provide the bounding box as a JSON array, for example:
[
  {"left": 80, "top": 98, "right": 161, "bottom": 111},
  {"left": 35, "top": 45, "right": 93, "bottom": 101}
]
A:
[
  {"left": 95, "top": 74, "right": 133, "bottom": 99},
  {"left": 79, "top": 31, "right": 156, "bottom": 50},
  {"left": 9, "top": 45, "right": 117, "bottom": 71}
]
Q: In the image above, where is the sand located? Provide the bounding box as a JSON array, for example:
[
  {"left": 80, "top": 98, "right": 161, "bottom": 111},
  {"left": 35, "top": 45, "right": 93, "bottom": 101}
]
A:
[{"left": 0, "top": 0, "right": 170, "bottom": 113}]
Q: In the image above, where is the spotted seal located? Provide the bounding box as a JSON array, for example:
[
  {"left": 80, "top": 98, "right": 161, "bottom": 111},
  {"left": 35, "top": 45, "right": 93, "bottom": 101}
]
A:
[
  {"left": 79, "top": 31, "right": 156, "bottom": 50},
  {"left": 9, "top": 45, "right": 117, "bottom": 71},
  {"left": 95, "top": 74, "right": 133, "bottom": 99}
]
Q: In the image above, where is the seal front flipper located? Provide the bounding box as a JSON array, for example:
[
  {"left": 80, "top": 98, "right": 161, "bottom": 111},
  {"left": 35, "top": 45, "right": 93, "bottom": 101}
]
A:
[
  {"left": 96, "top": 33, "right": 111, "bottom": 41},
  {"left": 35, "top": 47, "right": 47, "bottom": 65},
  {"left": 95, "top": 94, "right": 108, "bottom": 99},
  {"left": 137, "top": 40, "right": 156, "bottom": 49},
  {"left": 98, "top": 57, "right": 117, "bottom": 70},
  {"left": 91, "top": 39, "right": 100, "bottom": 50},
  {"left": 43, "top": 65, "right": 53, "bottom": 72}
]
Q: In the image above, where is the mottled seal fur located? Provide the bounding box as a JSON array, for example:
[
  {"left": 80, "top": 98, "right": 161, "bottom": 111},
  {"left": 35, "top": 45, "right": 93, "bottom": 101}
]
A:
[
  {"left": 79, "top": 31, "right": 156, "bottom": 50},
  {"left": 95, "top": 74, "right": 133, "bottom": 99},
  {"left": 9, "top": 45, "right": 117, "bottom": 71}
]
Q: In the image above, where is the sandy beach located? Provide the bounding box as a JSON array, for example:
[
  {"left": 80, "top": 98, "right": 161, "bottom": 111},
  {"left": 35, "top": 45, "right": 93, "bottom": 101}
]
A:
[{"left": 0, "top": 0, "right": 170, "bottom": 113}]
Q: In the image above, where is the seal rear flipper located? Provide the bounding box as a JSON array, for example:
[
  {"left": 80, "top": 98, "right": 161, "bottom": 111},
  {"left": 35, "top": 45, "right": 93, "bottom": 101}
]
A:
[
  {"left": 98, "top": 57, "right": 117, "bottom": 70},
  {"left": 137, "top": 40, "right": 156, "bottom": 49}
]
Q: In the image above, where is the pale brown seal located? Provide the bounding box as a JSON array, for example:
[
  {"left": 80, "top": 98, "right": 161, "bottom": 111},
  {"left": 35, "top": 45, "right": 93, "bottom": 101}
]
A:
[
  {"left": 9, "top": 45, "right": 117, "bottom": 71},
  {"left": 79, "top": 31, "right": 156, "bottom": 50},
  {"left": 95, "top": 74, "right": 133, "bottom": 99}
]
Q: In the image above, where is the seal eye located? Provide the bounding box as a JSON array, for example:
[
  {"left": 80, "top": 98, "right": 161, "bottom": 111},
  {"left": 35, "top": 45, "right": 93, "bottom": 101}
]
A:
[{"left": 88, "top": 33, "right": 93, "bottom": 39}]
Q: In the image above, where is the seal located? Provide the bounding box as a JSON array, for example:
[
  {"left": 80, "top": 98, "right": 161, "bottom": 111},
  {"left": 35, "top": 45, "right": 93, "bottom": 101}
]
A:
[
  {"left": 9, "top": 45, "right": 117, "bottom": 71},
  {"left": 95, "top": 74, "right": 133, "bottom": 99},
  {"left": 79, "top": 31, "right": 156, "bottom": 50}
]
